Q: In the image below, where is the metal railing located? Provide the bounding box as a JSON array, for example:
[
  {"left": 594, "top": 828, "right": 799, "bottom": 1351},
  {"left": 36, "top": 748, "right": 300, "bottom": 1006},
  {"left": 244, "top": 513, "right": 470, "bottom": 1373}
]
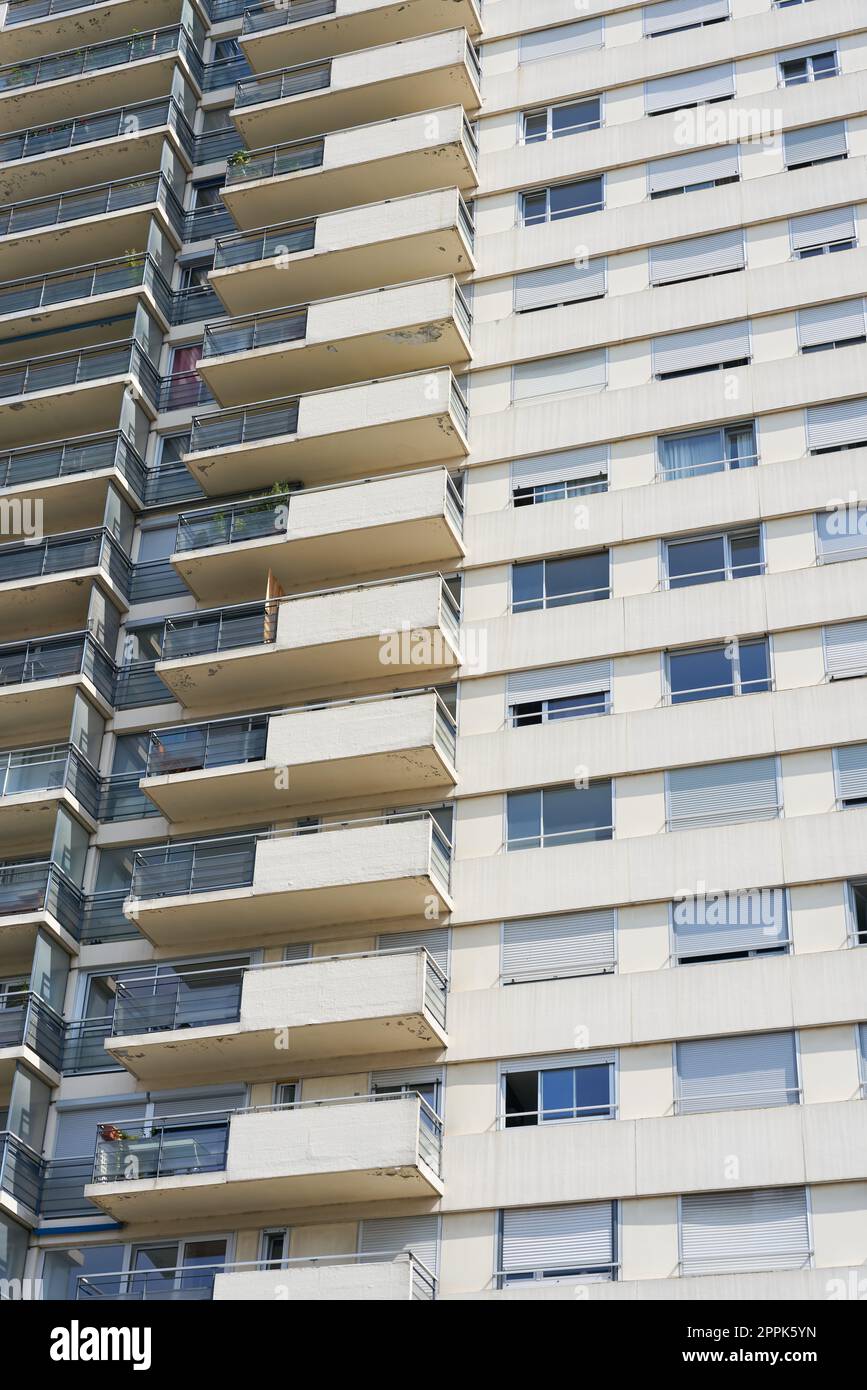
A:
[
  {"left": 202, "top": 302, "right": 308, "bottom": 357},
  {"left": 0, "top": 254, "right": 172, "bottom": 323},
  {"left": 170, "top": 283, "right": 224, "bottom": 324},
  {"left": 193, "top": 126, "right": 244, "bottom": 166},
  {"left": 0, "top": 339, "right": 160, "bottom": 412},
  {"left": 242, "top": 0, "right": 337, "bottom": 35},
  {"left": 39, "top": 1155, "right": 98, "bottom": 1218},
  {"left": 658, "top": 450, "right": 759, "bottom": 482},
  {"left": 62, "top": 1017, "right": 121, "bottom": 1075},
  {"left": 0, "top": 1133, "right": 42, "bottom": 1213},
  {"left": 79, "top": 889, "right": 140, "bottom": 945},
  {"left": 0, "top": 743, "right": 100, "bottom": 817},
  {"left": 182, "top": 201, "right": 235, "bottom": 242},
  {"left": 0, "top": 860, "right": 83, "bottom": 938},
  {"left": 112, "top": 661, "right": 175, "bottom": 709},
  {"left": 223, "top": 136, "right": 324, "bottom": 184},
  {"left": 203, "top": 53, "right": 252, "bottom": 91},
  {"left": 0, "top": 430, "right": 147, "bottom": 500},
  {"left": 0, "top": 990, "right": 65, "bottom": 1071},
  {"left": 142, "top": 459, "right": 205, "bottom": 507},
  {"left": 0, "top": 96, "right": 195, "bottom": 165},
  {"left": 189, "top": 394, "right": 299, "bottom": 452},
  {"left": 0, "top": 172, "right": 184, "bottom": 241},
  {"left": 234, "top": 58, "right": 331, "bottom": 110},
  {"left": 0, "top": 526, "right": 132, "bottom": 600},
  {"left": 98, "top": 773, "right": 162, "bottom": 822},
  {"left": 129, "top": 558, "right": 190, "bottom": 603},
  {"left": 213, "top": 215, "right": 315, "bottom": 268},
  {"left": 157, "top": 369, "right": 214, "bottom": 412},
  {"left": 0, "top": 630, "right": 114, "bottom": 703},
  {"left": 0, "top": 25, "right": 203, "bottom": 95}
]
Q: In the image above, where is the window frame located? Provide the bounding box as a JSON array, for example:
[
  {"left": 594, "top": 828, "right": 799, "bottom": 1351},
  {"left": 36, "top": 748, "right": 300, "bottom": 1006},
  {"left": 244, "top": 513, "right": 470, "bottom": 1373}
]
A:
[
  {"left": 657, "top": 420, "right": 759, "bottom": 481},
  {"left": 778, "top": 48, "right": 839, "bottom": 88},
  {"left": 497, "top": 1201, "right": 620, "bottom": 1287},
  {"left": 663, "top": 525, "right": 765, "bottom": 589},
  {"left": 510, "top": 550, "right": 611, "bottom": 612},
  {"left": 664, "top": 635, "right": 773, "bottom": 706},
  {"left": 498, "top": 1055, "right": 618, "bottom": 1129},
  {"left": 505, "top": 780, "right": 616, "bottom": 852},
  {"left": 519, "top": 174, "right": 605, "bottom": 228},
  {"left": 520, "top": 94, "right": 603, "bottom": 145},
  {"left": 664, "top": 754, "right": 783, "bottom": 834},
  {"left": 846, "top": 880, "right": 867, "bottom": 948},
  {"left": 668, "top": 887, "right": 792, "bottom": 966}
]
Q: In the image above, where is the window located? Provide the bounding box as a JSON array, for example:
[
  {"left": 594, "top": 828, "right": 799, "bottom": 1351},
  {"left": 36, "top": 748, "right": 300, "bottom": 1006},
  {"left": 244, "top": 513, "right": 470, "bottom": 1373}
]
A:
[
  {"left": 659, "top": 422, "right": 757, "bottom": 480},
  {"left": 653, "top": 321, "right": 750, "bottom": 379},
  {"left": 501, "top": 909, "right": 617, "bottom": 984},
  {"left": 859, "top": 1024, "right": 867, "bottom": 1093},
  {"left": 650, "top": 229, "right": 744, "bottom": 286},
  {"left": 816, "top": 506, "right": 867, "bottom": 563},
  {"left": 676, "top": 1032, "right": 799, "bottom": 1113},
  {"left": 507, "top": 659, "right": 611, "bottom": 727},
  {"left": 514, "top": 259, "right": 606, "bottom": 314},
  {"left": 807, "top": 398, "right": 867, "bottom": 455},
  {"left": 506, "top": 782, "right": 614, "bottom": 850},
  {"left": 672, "top": 887, "right": 789, "bottom": 964},
  {"left": 783, "top": 120, "right": 847, "bottom": 170},
  {"left": 665, "top": 528, "right": 763, "bottom": 588},
  {"left": 260, "top": 1230, "right": 288, "bottom": 1268},
  {"left": 125, "top": 1239, "right": 228, "bottom": 1298},
  {"left": 521, "top": 176, "right": 603, "bottom": 226},
  {"left": 644, "top": 0, "right": 729, "bottom": 38},
  {"left": 646, "top": 63, "right": 734, "bottom": 116},
  {"left": 799, "top": 299, "right": 866, "bottom": 354},
  {"left": 835, "top": 744, "right": 867, "bottom": 808},
  {"left": 512, "top": 446, "right": 608, "bottom": 505},
  {"left": 499, "top": 1201, "right": 617, "bottom": 1286},
  {"left": 275, "top": 1081, "right": 298, "bottom": 1107},
  {"left": 667, "top": 638, "right": 771, "bottom": 704},
  {"left": 824, "top": 620, "right": 867, "bottom": 681},
  {"left": 779, "top": 49, "right": 838, "bottom": 87},
  {"left": 523, "top": 98, "right": 601, "bottom": 144},
  {"left": 512, "top": 349, "right": 606, "bottom": 401},
  {"left": 519, "top": 18, "right": 603, "bottom": 64},
  {"left": 501, "top": 1051, "right": 615, "bottom": 1127},
  {"left": 679, "top": 1188, "right": 811, "bottom": 1276},
  {"left": 371, "top": 1066, "right": 443, "bottom": 1117},
  {"left": 648, "top": 144, "right": 739, "bottom": 198},
  {"left": 512, "top": 552, "right": 610, "bottom": 611},
  {"left": 666, "top": 757, "right": 781, "bottom": 831},
  {"left": 847, "top": 881, "right": 867, "bottom": 946},
  {"left": 790, "top": 206, "right": 856, "bottom": 259}
]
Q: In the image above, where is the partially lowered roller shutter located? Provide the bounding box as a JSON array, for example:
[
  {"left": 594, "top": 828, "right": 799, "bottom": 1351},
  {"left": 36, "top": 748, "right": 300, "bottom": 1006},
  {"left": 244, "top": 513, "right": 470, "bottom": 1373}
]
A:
[
  {"left": 676, "top": 1032, "right": 798, "bottom": 1113},
  {"left": 650, "top": 229, "right": 744, "bottom": 285},
  {"left": 667, "top": 757, "right": 780, "bottom": 830},
  {"left": 644, "top": 0, "right": 730, "bottom": 37},
  {"left": 790, "top": 205, "right": 856, "bottom": 252},
  {"left": 502, "top": 909, "right": 617, "bottom": 982},
  {"left": 646, "top": 63, "right": 733, "bottom": 114},
  {"left": 511, "top": 445, "right": 608, "bottom": 492},
  {"left": 507, "top": 659, "right": 611, "bottom": 706},
  {"left": 798, "top": 298, "right": 866, "bottom": 349},
  {"left": 377, "top": 926, "right": 450, "bottom": 977},
  {"left": 680, "top": 1188, "right": 811, "bottom": 1275},
  {"left": 514, "top": 259, "right": 606, "bottom": 311},
  {"left": 520, "top": 17, "right": 603, "bottom": 63},
  {"left": 653, "top": 320, "right": 750, "bottom": 376},
  {"left": 807, "top": 398, "right": 867, "bottom": 451},
  {"left": 835, "top": 743, "right": 867, "bottom": 804},
  {"left": 672, "top": 887, "right": 789, "bottom": 959},
  {"left": 824, "top": 620, "right": 867, "bottom": 679},
  {"left": 513, "top": 349, "right": 606, "bottom": 400},
  {"left": 647, "top": 143, "right": 738, "bottom": 195},
  {"left": 501, "top": 1202, "right": 616, "bottom": 1281},
  {"left": 784, "top": 120, "right": 847, "bottom": 169},
  {"left": 816, "top": 507, "right": 867, "bottom": 561},
  {"left": 359, "top": 1214, "right": 440, "bottom": 1275}
]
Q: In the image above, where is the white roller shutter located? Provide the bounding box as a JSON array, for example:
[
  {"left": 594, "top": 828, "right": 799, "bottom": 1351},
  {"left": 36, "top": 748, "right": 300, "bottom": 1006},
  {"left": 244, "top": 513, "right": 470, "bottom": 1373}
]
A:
[
  {"left": 513, "top": 350, "right": 606, "bottom": 400},
  {"left": 644, "top": 0, "right": 729, "bottom": 37},
  {"left": 54, "top": 1103, "right": 146, "bottom": 1158},
  {"left": 507, "top": 660, "right": 611, "bottom": 705},
  {"left": 798, "top": 299, "right": 866, "bottom": 349},
  {"left": 359, "top": 1214, "right": 440, "bottom": 1275},
  {"left": 825, "top": 620, "right": 867, "bottom": 679},
  {"left": 667, "top": 757, "right": 780, "bottom": 830},
  {"left": 502, "top": 909, "right": 617, "bottom": 982},
  {"left": 650, "top": 229, "right": 744, "bottom": 285},
  {"left": 790, "top": 205, "right": 856, "bottom": 252},
  {"left": 807, "top": 398, "right": 867, "bottom": 451},
  {"left": 676, "top": 1032, "right": 798, "bottom": 1113},
  {"left": 371, "top": 1064, "right": 444, "bottom": 1090},
  {"left": 511, "top": 446, "right": 608, "bottom": 491},
  {"left": 648, "top": 144, "right": 739, "bottom": 195},
  {"left": 520, "top": 18, "right": 603, "bottom": 63},
  {"left": 514, "top": 258, "right": 606, "bottom": 312},
  {"left": 784, "top": 120, "right": 847, "bottom": 169},
  {"left": 501, "top": 1202, "right": 615, "bottom": 1279},
  {"left": 680, "top": 1188, "right": 810, "bottom": 1275},
  {"left": 816, "top": 507, "right": 867, "bottom": 561},
  {"left": 859, "top": 1024, "right": 867, "bottom": 1077},
  {"left": 499, "top": 1048, "right": 616, "bottom": 1076},
  {"left": 653, "top": 321, "right": 750, "bottom": 376},
  {"left": 835, "top": 743, "right": 867, "bottom": 803},
  {"left": 646, "top": 63, "right": 734, "bottom": 115},
  {"left": 377, "top": 926, "right": 450, "bottom": 977},
  {"left": 672, "top": 888, "right": 789, "bottom": 959}
]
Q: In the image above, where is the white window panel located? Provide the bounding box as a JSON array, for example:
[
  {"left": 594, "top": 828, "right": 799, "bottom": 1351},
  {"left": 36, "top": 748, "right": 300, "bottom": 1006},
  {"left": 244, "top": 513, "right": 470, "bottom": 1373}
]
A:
[
  {"left": 650, "top": 229, "right": 744, "bottom": 285},
  {"left": 501, "top": 909, "right": 617, "bottom": 983},
  {"left": 514, "top": 258, "right": 606, "bottom": 312},
  {"left": 519, "top": 18, "right": 604, "bottom": 64},
  {"left": 501, "top": 1202, "right": 616, "bottom": 1282},
  {"left": 783, "top": 120, "right": 847, "bottom": 168},
  {"left": 680, "top": 1188, "right": 811, "bottom": 1276},
  {"left": 644, "top": 0, "right": 729, "bottom": 37},
  {"left": 666, "top": 757, "right": 780, "bottom": 831},
  {"left": 672, "top": 887, "right": 789, "bottom": 960},
  {"left": 816, "top": 507, "right": 867, "bottom": 562},
  {"left": 646, "top": 63, "right": 734, "bottom": 115},
  {"left": 513, "top": 349, "right": 606, "bottom": 401},
  {"left": 653, "top": 321, "right": 750, "bottom": 376},
  {"left": 790, "top": 205, "right": 856, "bottom": 252},
  {"left": 798, "top": 298, "right": 866, "bottom": 349},
  {"left": 824, "top": 620, "right": 867, "bottom": 679},
  {"left": 676, "top": 1032, "right": 799, "bottom": 1113}
]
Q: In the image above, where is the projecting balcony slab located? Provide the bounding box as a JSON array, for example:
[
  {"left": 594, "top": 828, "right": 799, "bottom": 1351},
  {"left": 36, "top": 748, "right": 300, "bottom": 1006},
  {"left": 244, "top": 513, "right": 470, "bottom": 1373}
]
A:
[
  {"left": 0, "top": 532, "right": 129, "bottom": 642},
  {"left": 210, "top": 188, "right": 474, "bottom": 315},
  {"left": 0, "top": 434, "right": 146, "bottom": 537},
  {"left": 241, "top": 0, "right": 482, "bottom": 70},
  {"left": 0, "top": 260, "right": 170, "bottom": 364},
  {"left": 213, "top": 1253, "right": 432, "bottom": 1301},
  {"left": 105, "top": 948, "right": 448, "bottom": 1086},
  {"left": 0, "top": 864, "right": 82, "bottom": 968},
  {"left": 185, "top": 368, "right": 469, "bottom": 497},
  {"left": 0, "top": 0, "right": 189, "bottom": 63},
  {"left": 232, "top": 29, "right": 480, "bottom": 149},
  {"left": 85, "top": 1095, "right": 443, "bottom": 1221},
  {"left": 0, "top": 342, "right": 158, "bottom": 448},
  {"left": 0, "top": 636, "right": 114, "bottom": 742},
  {"left": 198, "top": 276, "right": 471, "bottom": 405},
  {"left": 221, "top": 106, "right": 477, "bottom": 228}
]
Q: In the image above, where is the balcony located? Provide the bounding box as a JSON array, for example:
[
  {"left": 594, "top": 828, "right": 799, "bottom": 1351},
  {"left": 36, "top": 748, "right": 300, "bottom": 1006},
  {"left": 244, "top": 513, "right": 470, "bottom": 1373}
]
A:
[
  {"left": 0, "top": 97, "right": 194, "bottom": 203},
  {"left": 125, "top": 810, "right": 453, "bottom": 946},
  {"left": 139, "top": 689, "right": 456, "bottom": 823},
  {"left": 106, "top": 945, "right": 448, "bottom": 1085},
  {"left": 0, "top": 991, "right": 64, "bottom": 1080},
  {"left": 241, "top": 0, "right": 482, "bottom": 69},
  {"left": 0, "top": 861, "right": 83, "bottom": 957},
  {"left": 0, "top": 631, "right": 114, "bottom": 741},
  {"left": 198, "top": 276, "right": 471, "bottom": 405},
  {"left": 0, "top": 172, "right": 184, "bottom": 281},
  {"left": 0, "top": 26, "right": 204, "bottom": 131},
  {"left": 0, "top": 340, "right": 160, "bottom": 448},
  {"left": 222, "top": 107, "right": 477, "bottom": 228},
  {"left": 185, "top": 367, "right": 468, "bottom": 494},
  {"left": 0, "top": 432, "right": 147, "bottom": 534},
  {"left": 0, "top": 528, "right": 130, "bottom": 639},
  {"left": 232, "top": 30, "right": 481, "bottom": 149},
  {"left": 154, "top": 572, "right": 461, "bottom": 711},
  {"left": 211, "top": 188, "right": 474, "bottom": 314},
  {"left": 172, "top": 468, "right": 464, "bottom": 602},
  {"left": 0, "top": 0, "right": 194, "bottom": 64},
  {"left": 0, "top": 1133, "right": 42, "bottom": 1223},
  {"left": 0, "top": 743, "right": 99, "bottom": 852},
  {"left": 0, "top": 256, "right": 172, "bottom": 359},
  {"left": 85, "top": 1092, "right": 444, "bottom": 1220}
]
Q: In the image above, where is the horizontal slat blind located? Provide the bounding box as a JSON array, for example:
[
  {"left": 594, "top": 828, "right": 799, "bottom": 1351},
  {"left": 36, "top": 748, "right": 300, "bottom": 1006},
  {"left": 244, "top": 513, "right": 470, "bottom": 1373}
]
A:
[
  {"left": 371, "top": 1064, "right": 444, "bottom": 1089},
  {"left": 667, "top": 757, "right": 779, "bottom": 830},
  {"left": 680, "top": 1188, "right": 810, "bottom": 1275},
  {"left": 835, "top": 743, "right": 867, "bottom": 802},
  {"left": 359, "top": 1215, "right": 439, "bottom": 1274},
  {"left": 807, "top": 398, "right": 867, "bottom": 450},
  {"left": 816, "top": 507, "right": 867, "bottom": 561},
  {"left": 511, "top": 445, "right": 608, "bottom": 490},
  {"left": 676, "top": 1032, "right": 798, "bottom": 1113},
  {"left": 650, "top": 229, "right": 744, "bottom": 285},
  {"left": 515, "top": 258, "right": 606, "bottom": 312},
  {"left": 672, "top": 887, "right": 788, "bottom": 958},
  {"left": 283, "top": 943, "right": 311, "bottom": 962},
  {"left": 501, "top": 1202, "right": 614, "bottom": 1275},
  {"left": 648, "top": 143, "right": 738, "bottom": 194},
  {"left": 499, "top": 1049, "right": 615, "bottom": 1076},
  {"left": 784, "top": 120, "right": 847, "bottom": 168},
  {"left": 825, "top": 620, "right": 867, "bottom": 679},
  {"left": 653, "top": 321, "right": 749, "bottom": 376},
  {"left": 55, "top": 1103, "right": 146, "bottom": 1158},
  {"left": 520, "top": 18, "right": 604, "bottom": 62},
  {"left": 644, "top": 0, "right": 730, "bottom": 36},
  {"left": 798, "top": 298, "right": 866, "bottom": 348},
  {"left": 502, "top": 909, "right": 617, "bottom": 981},
  {"left": 646, "top": 63, "right": 734, "bottom": 114},
  {"left": 513, "top": 349, "right": 606, "bottom": 400},
  {"left": 152, "top": 1086, "right": 244, "bottom": 1119},
  {"left": 507, "top": 660, "right": 611, "bottom": 704},
  {"left": 378, "top": 926, "right": 450, "bottom": 976},
  {"left": 790, "top": 205, "right": 856, "bottom": 251}
]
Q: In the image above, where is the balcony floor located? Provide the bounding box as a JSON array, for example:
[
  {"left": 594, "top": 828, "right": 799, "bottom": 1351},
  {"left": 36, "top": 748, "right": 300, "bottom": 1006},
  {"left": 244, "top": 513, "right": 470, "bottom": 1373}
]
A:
[
  {"left": 0, "top": 205, "right": 175, "bottom": 282},
  {"left": 0, "top": 374, "right": 150, "bottom": 450},
  {"left": 0, "top": 0, "right": 185, "bottom": 63},
  {"left": 0, "top": 127, "right": 185, "bottom": 205},
  {"left": 241, "top": 0, "right": 482, "bottom": 70},
  {"left": 0, "top": 673, "right": 113, "bottom": 745},
  {"left": 0, "top": 568, "right": 126, "bottom": 643},
  {"left": 0, "top": 284, "right": 167, "bottom": 364},
  {"left": 0, "top": 54, "right": 184, "bottom": 134}
]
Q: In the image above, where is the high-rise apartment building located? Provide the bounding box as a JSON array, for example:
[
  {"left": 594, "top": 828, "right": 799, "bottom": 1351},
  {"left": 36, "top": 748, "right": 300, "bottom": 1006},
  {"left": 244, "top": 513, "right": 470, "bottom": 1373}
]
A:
[{"left": 0, "top": 0, "right": 865, "bottom": 1306}]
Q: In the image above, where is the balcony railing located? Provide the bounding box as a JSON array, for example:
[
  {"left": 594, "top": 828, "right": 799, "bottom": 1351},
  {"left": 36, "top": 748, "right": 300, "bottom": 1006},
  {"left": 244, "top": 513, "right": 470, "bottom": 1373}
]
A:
[
  {"left": 212, "top": 216, "right": 315, "bottom": 268},
  {"left": 206, "top": 0, "right": 266, "bottom": 19},
  {"left": 157, "top": 369, "right": 214, "bottom": 412},
  {"left": 39, "top": 1156, "right": 95, "bottom": 1218},
  {"left": 112, "top": 661, "right": 175, "bottom": 709},
  {"left": 242, "top": 0, "right": 337, "bottom": 36},
  {"left": 202, "top": 303, "right": 308, "bottom": 358},
  {"left": 0, "top": 860, "right": 83, "bottom": 938},
  {"left": 0, "top": 172, "right": 184, "bottom": 241},
  {"left": 62, "top": 1017, "right": 120, "bottom": 1075},
  {"left": 0, "top": 255, "right": 172, "bottom": 324},
  {"left": 0, "top": 339, "right": 160, "bottom": 412},
  {"left": 98, "top": 773, "right": 162, "bottom": 822},
  {"left": 0, "top": 630, "right": 115, "bottom": 704},
  {"left": 141, "top": 459, "right": 205, "bottom": 508},
  {"left": 79, "top": 889, "right": 140, "bottom": 945},
  {"left": 189, "top": 395, "right": 298, "bottom": 452},
  {"left": 170, "top": 283, "right": 224, "bottom": 325},
  {"left": 193, "top": 126, "right": 244, "bottom": 166},
  {"left": 0, "top": 97, "right": 195, "bottom": 166},
  {"left": 182, "top": 201, "right": 234, "bottom": 243},
  {"left": 0, "top": 527, "right": 132, "bottom": 600},
  {"left": 0, "top": 742, "right": 100, "bottom": 817},
  {"left": 0, "top": 1133, "right": 42, "bottom": 1213},
  {"left": 129, "top": 809, "right": 453, "bottom": 900},
  {"left": 203, "top": 53, "right": 252, "bottom": 91},
  {"left": 234, "top": 59, "right": 331, "bottom": 111},
  {"left": 223, "top": 136, "right": 324, "bottom": 185},
  {"left": 0, "top": 25, "right": 204, "bottom": 96},
  {"left": 4, "top": 0, "right": 184, "bottom": 22},
  {"left": 0, "top": 431, "right": 147, "bottom": 501},
  {"left": 128, "top": 557, "right": 190, "bottom": 603},
  {"left": 0, "top": 991, "right": 64, "bottom": 1071}
]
